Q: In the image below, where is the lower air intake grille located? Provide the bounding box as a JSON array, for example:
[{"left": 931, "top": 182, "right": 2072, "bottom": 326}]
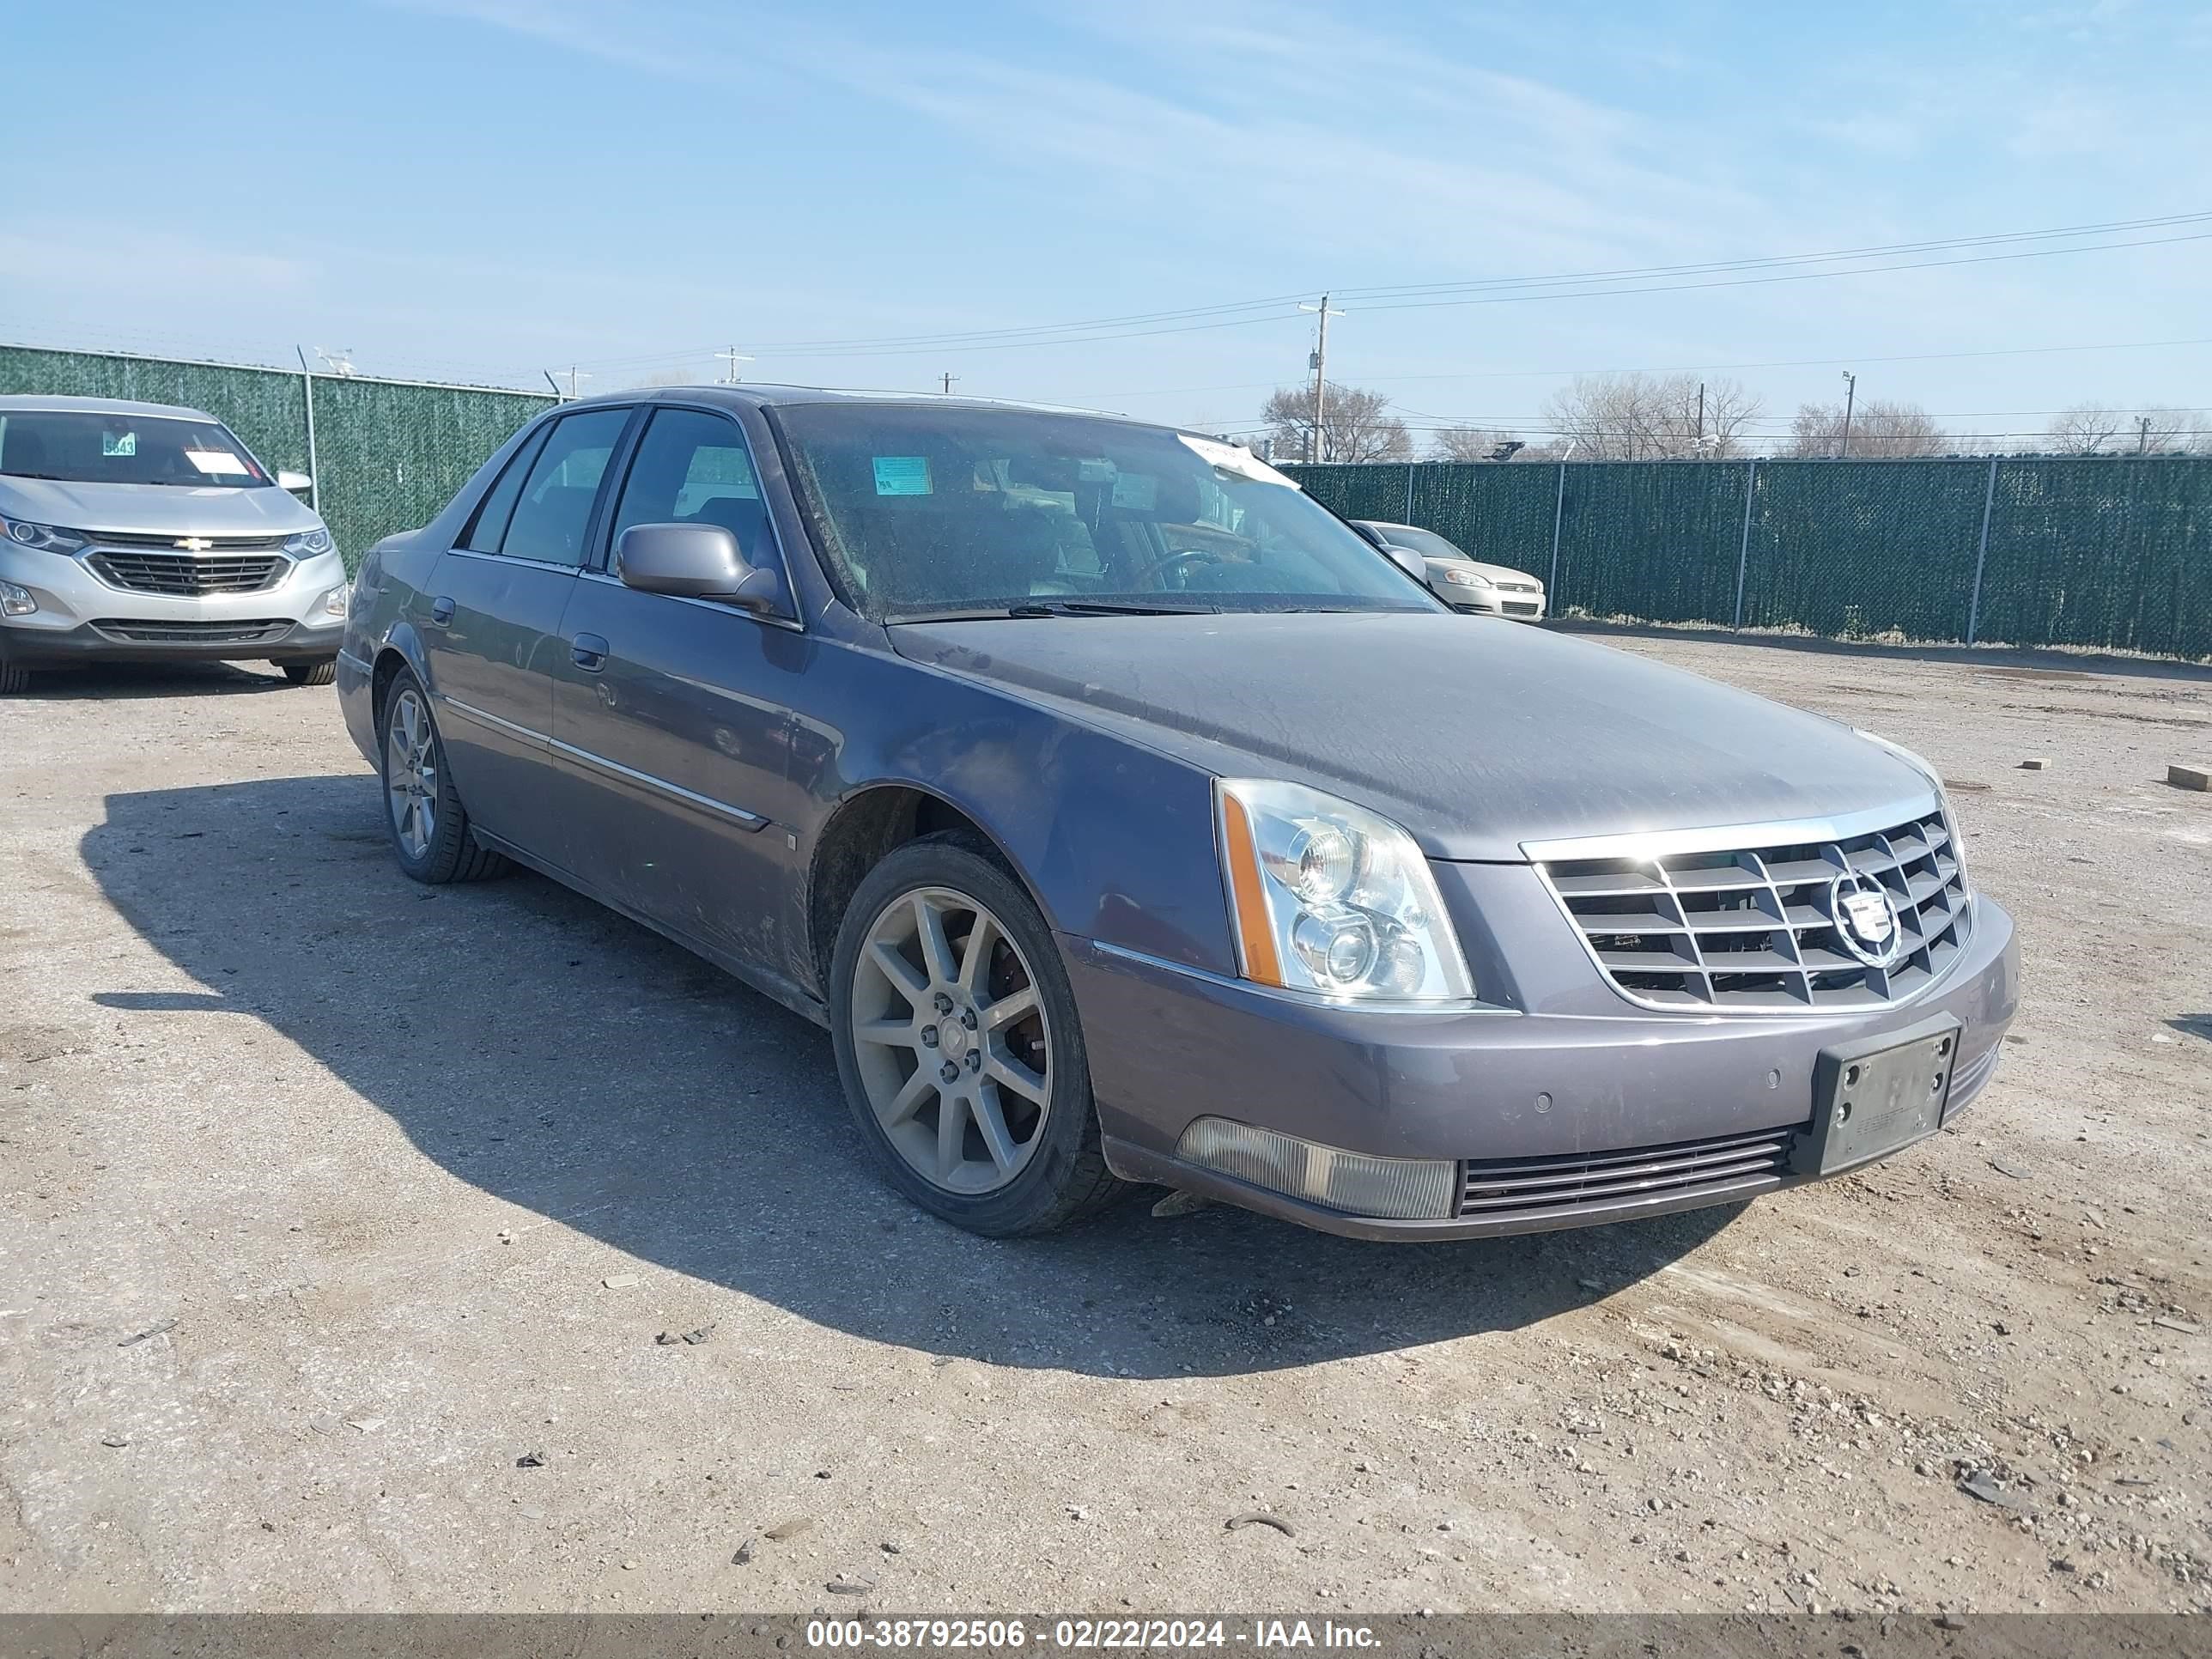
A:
[
  {"left": 1459, "top": 1129, "right": 1791, "bottom": 1219},
  {"left": 90, "top": 618, "right": 293, "bottom": 645}
]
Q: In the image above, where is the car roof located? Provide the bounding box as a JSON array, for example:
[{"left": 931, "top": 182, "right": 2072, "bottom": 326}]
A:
[
  {"left": 552, "top": 383, "right": 1153, "bottom": 426},
  {"left": 0, "top": 393, "right": 221, "bottom": 422}
]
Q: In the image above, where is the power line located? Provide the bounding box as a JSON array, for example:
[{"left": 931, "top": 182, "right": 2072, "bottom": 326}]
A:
[{"left": 515, "top": 210, "right": 2212, "bottom": 374}]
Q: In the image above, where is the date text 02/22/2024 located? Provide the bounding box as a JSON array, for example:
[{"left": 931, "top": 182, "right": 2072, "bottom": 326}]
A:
[{"left": 804, "top": 1620, "right": 1382, "bottom": 1650}]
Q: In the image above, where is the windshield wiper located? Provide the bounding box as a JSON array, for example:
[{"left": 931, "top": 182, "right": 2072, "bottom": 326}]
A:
[{"left": 1005, "top": 599, "right": 1219, "bottom": 617}]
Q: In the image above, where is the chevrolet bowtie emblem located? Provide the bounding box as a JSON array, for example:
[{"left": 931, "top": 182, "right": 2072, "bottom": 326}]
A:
[{"left": 175, "top": 537, "right": 215, "bottom": 552}]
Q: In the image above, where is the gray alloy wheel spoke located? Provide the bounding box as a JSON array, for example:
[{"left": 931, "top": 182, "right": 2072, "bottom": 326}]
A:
[
  {"left": 386, "top": 690, "right": 437, "bottom": 859},
  {"left": 848, "top": 884, "right": 1055, "bottom": 1198}
]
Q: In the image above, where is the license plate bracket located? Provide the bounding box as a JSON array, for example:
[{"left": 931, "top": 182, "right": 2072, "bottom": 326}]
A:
[{"left": 1793, "top": 1013, "right": 1961, "bottom": 1177}]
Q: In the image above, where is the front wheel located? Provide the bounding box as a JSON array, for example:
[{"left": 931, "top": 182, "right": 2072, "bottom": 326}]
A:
[
  {"left": 279, "top": 659, "right": 337, "bottom": 686},
  {"left": 830, "top": 836, "right": 1125, "bottom": 1236},
  {"left": 0, "top": 653, "right": 28, "bottom": 695},
  {"left": 377, "top": 667, "right": 510, "bottom": 884}
]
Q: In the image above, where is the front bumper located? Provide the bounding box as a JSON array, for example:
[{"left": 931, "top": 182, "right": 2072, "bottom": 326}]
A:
[
  {"left": 0, "top": 542, "right": 347, "bottom": 665},
  {"left": 1449, "top": 589, "right": 1547, "bottom": 620},
  {"left": 1068, "top": 892, "right": 2017, "bottom": 1240}
]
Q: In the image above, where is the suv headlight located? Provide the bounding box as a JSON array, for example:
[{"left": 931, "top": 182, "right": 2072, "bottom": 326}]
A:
[
  {"left": 2, "top": 516, "right": 88, "bottom": 554},
  {"left": 285, "top": 526, "right": 334, "bottom": 556},
  {"left": 1854, "top": 727, "right": 1970, "bottom": 895},
  {"left": 1441, "top": 568, "right": 1492, "bottom": 588},
  {"left": 1215, "top": 778, "right": 1474, "bottom": 1003}
]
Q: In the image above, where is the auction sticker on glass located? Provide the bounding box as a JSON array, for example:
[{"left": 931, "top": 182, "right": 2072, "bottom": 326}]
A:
[
  {"left": 1795, "top": 1016, "right": 1959, "bottom": 1177},
  {"left": 872, "top": 456, "right": 930, "bottom": 495}
]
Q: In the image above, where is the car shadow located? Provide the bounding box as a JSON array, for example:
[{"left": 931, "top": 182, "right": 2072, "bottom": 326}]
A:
[
  {"left": 81, "top": 772, "right": 1742, "bottom": 1379},
  {"left": 13, "top": 660, "right": 297, "bottom": 699}
]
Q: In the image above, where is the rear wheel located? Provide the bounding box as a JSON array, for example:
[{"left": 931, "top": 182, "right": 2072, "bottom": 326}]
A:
[
  {"left": 377, "top": 668, "right": 510, "bottom": 884},
  {"left": 830, "top": 836, "right": 1125, "bottom": 1236},
  {"left": 279, "top": 659, "right": 337, "bottom": 686}
]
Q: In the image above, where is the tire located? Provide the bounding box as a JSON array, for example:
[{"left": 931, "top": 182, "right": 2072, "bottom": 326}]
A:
[
  {"left": 376, "top": 666, "right": 511, "bottom": 884},
  {"left": 280, "top": 659, "right": 337, "bottom": 686},
  {"left": 830, "top": 835, "right": 1127, "bottom": 1237},
  {"left": 0, "top": 654, "right": 28, "bottom": 695}
]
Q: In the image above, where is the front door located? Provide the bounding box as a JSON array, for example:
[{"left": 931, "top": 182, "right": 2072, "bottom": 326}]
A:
[
  {"left": 548, "top": 405, "right": 810, "bottom": 981},
  {"left": 416, "top": 405, "right": 633, "bottom": 862}
]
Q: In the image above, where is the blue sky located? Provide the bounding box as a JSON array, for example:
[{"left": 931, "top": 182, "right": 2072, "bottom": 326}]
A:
[{"left": 9, "top": 0, "right": 2210, "bottom": 445}]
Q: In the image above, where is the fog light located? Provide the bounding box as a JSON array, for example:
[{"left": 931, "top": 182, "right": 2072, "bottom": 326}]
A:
[
  {"left": 1176, "top": 1116, "right": 1456, "bottom": 1220},
  {"left": 318, "top": 581, "right": 350, "bottom": 618},
  {"left": 0, "top": 580, "right": 35, "bottom": 617}
]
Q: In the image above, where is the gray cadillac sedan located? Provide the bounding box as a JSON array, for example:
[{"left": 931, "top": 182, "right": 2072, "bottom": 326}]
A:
[{"left": 336, "top": 386, "right": 2018, "bottom": 1239}]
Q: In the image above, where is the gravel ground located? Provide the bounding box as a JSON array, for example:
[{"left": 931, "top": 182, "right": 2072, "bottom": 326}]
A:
[{"left": 0, "top": 631, "right": 2206, "bottom": 1616}]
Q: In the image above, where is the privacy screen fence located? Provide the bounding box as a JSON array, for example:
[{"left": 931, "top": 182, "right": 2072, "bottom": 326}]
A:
[
  {"left": 0, "top": 345, "right": 554, "bottom": 573},
  {"left": 1288, "top": 456, "right": 2212, "bottom": 661}
]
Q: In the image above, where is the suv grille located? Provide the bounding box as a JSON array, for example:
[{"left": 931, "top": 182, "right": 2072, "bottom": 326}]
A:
[
  {"left": 86, "top": 531, "right": 290, "bottom": 552},
  {"left": 88, "top": 550, "right": 288, "bottom": 596},
  {"left": 1459, "top": 1128, "right": 1790, "bottom": 1219},
  {"left": 1537, "top": 808, "right": 1969, "bottom": 1011}
]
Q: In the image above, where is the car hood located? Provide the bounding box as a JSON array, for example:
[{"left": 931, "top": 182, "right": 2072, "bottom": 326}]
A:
[
  {"left": 0, "top": 477, "right": 319, "bottom": 538},
  {"left": 1427, "top": 556, "right": 1540, "bottom": 586},
  {"left": 889, "top": 612, "right": 1930, "bottom": 861}
]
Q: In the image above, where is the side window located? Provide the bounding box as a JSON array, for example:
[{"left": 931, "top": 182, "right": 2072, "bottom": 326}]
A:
[
  {"left": 460, "top": 425, "right": 550, "bottom": 553},
  {"left": 496, "top": 409, "right": 631, "bottom": 567},
  {"left": 607, "top": 408, "right": 775, "bottom": 570}
]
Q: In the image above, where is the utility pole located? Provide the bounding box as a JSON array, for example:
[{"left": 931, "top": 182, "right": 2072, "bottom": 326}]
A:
[
  {"left": 1838, "top": 370, "right": 1857, "bottom": 459},
  {"left": 715, "top": 348, "right": 754, "bottom": 384},
  {"left": 565, "top": 367, "right": 591, "bottom": 400},
  {"left": 1696, "top": 381, "right": 1705, "bottom": 448},
  {"left": 1298, "top": 294, "right": 1345, "bottom": 462},
  {"left": 2137, "top": 415, "right": 2153, "bottom": 455},
  {"left": 940, "top": 372, "right": 959, "bottom": 396}
]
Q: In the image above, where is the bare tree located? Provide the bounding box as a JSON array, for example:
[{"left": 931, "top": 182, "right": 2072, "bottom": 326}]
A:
[
  {"left": 1539, "top": 373, "right": 1759, "bottom": 459},
  {"left": 1262, "top": 382, "right": 1413, "bottom": 464},
  {"left": 1428, "top": 424, "right": 1525, "bottom": 461},
  {"left": 2045, "top": 403, "right": 2128, "bottom": 454},
  {"left": 1789, "top": 398, "right": 1949, "bottom": 459},
  {"left": 2132, "top": 406, "right": 2211, "bottom": 454}
]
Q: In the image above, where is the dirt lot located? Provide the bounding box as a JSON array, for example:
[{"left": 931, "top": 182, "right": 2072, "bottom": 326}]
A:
[{"left": 0, "top": 630, "right": 2206, "bottom": 1616}]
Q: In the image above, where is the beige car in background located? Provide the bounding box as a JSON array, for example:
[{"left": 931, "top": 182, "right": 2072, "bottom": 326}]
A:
[{"left": 1354, "top": 520, "right": 1547, "bottom": 620}]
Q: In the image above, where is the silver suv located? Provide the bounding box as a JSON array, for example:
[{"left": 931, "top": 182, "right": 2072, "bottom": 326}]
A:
[{"left": 0, "top": 395, "right": 350, "bottom": 692}]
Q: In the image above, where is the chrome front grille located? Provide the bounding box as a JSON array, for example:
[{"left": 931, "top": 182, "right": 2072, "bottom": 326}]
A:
[
  {"left": 86, "top": 531, "right": 290, "bottom": 552},
  {"left": 88, "top": 550, "right": 288, "bottom": 596},
  {"left": 1497, "top": 580, "right": 1541, "bottom": 593},
  {"left": 1536, "top": 806, "right": 1971, "bottom": 1012},
  {"left": 1459, "top": 1128, "right": 1790, "bottom": 1218}
]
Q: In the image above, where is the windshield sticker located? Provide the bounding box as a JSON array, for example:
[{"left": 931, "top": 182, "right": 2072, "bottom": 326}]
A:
[
  {"left": 101, "top": 430, "right": 138, "bottom": 458},
  {"left": 1109, "top": 471, "right": 1158, "bottom": 510},
  {"left": 1177, "top": 434, "right": 1300, "bottom": 489},
  {"left": 183, "top": 448, "right": 252, "bottom": 477},
  {"left": 1077, "top": 459, "right": 1116, "bottom": 483},
  {"left": 872, "top": 456, "right": 931, "bottom": 496}
]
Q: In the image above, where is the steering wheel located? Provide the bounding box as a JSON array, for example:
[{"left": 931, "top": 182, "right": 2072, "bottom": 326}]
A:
[{"left": 1129, "top": 547, "right": 1228, "bottom": 591}]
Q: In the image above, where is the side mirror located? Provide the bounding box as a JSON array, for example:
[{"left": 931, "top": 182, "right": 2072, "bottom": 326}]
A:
[
  {"left": 1382, "top": 543, "right": 1427, "bottom": 582},
  {"left": 276, "top": 470, "right": 313, "bottom": 493},
  {"left": 616, "top": 522, "right": 785, "bottom": 614}
]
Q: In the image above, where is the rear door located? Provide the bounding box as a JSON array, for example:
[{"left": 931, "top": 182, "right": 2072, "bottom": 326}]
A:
[
  {"left": 547, "top": 404, "right": 810, "bottom": 979},
  {"left": 419, "top": 405, "right": 635, "bottom": 865}
]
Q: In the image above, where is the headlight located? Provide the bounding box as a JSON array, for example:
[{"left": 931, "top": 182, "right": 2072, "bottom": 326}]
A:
[
  {"left": 1215, "top": 778, "right": 1474, "bottom": 1003},
  {"left": 1, "top": 516, "right": 88, "bottom": 554},
  {"left": 1441, "top": 568, "right": 1492, "bottom": 588},
  {"left": 1854, "top": 727, "right": 1970, "bottom": 894},
  {"left": 285, "top": 526, "right": 334, "bottom": 556},
  {"left": 317, "top": 581, "right": 350, "bottom": 619}
]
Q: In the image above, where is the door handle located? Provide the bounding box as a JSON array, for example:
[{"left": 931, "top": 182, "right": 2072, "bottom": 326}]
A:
[
  {"left": 571, "top": 632, "right": 610, "bottom": 672},
  {"left": 428, "top": 596, "right": 455, "bottom": 628}
]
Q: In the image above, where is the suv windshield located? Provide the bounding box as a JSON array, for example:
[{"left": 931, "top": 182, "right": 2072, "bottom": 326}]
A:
[
  {"left": 775, "top": 404, "right": 1439, "bottom": 621},
  {"left": 0, "top": 410, "right": 272, "bottom": 488},
  {"left": 1368, "top": 523, "right": 1470, "bottom": 562}
]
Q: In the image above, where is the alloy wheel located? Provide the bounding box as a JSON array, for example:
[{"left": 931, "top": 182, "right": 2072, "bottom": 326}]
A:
[
  {"left": 386, "top": 687, "right": 439, "bottom": 860},
  {"left": 848, "top": 886, "right": 1054, "bottom": 1196}
]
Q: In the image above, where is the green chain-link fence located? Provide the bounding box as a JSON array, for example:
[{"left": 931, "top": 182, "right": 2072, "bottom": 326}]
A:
[
  {"left": 0, "top": 345, "right": 552, "bottom": 573},
  {"left": 1291, "top": 455, "right": 2212, "bottom": 660}
]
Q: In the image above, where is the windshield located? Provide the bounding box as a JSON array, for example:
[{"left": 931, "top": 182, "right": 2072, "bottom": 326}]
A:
[
  {"left": 775, "top": 404, "right": 1440, "bottom": 621},
  {"left": 0, "top": 410, "right": 272, "bottom": 488},
  {"left": 1367, "top": 523, "right": 1471, "bottom": 562}
]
